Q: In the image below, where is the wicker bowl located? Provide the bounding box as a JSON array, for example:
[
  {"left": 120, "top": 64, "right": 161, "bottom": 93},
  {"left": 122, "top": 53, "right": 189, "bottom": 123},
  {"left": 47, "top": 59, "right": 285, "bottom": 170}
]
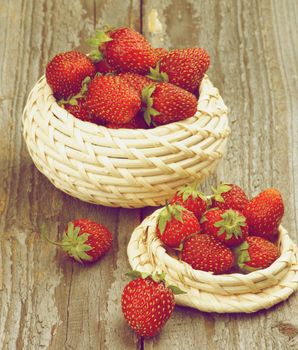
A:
[
  {"left": 127, "top": 208, "right": 298, "bottom": 313},
  {"left": 22, "top": 75, "right": 229, "bottom": 208}
]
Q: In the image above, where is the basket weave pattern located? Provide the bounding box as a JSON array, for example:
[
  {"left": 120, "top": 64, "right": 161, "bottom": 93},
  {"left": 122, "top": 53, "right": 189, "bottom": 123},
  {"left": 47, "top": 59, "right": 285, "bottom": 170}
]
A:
[
  {"left": 22, "top": 75, "right": 230, "bottom": 208},
  {"left": 127, "top": 208, "right": 298, "bottom": 313}
]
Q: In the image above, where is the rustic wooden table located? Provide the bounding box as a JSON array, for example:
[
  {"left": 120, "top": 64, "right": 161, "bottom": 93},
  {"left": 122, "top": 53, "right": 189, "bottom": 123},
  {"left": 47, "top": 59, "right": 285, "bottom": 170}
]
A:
[{"left": 1, "top": 0, "right": 298, "bottom": 349}]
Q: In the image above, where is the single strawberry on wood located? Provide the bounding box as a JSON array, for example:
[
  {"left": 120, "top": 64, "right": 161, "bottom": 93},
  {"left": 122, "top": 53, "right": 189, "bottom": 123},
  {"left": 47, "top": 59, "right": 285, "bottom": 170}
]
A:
[
  {"left": 170, "top": 183, "right": 207, "bottom": 220},
  {"left": 234, "top": 236, "right": 279, "bottom": 272},
  {"left": 181, "top": 234, "right": 234, "bottom": 274},
  {"left": 201, "top": 208, "right": 248, "bottom": 247},
  {"left": 147, "top": 48, "right": 210, "bottom": 93},
  {"left": 243, "top": 188, "right": 284, "bottom": 239},
  {"left": 42, "top": 219, "right": 113, "bottom": 263},
  {"left": 46, "top": 51, "right": 96, "bottom": 99},
  {"left": 85, "top": 75, "right": 141, "bottom": 124},
  {"left": 156, "top": 203, "right": 200, "bottom": 248},
  {"left": 211, "top": 183, "right": 249, "bottom": 212},
  {"left": 88, "top": 27, "right": 158, "bottom": 74},
  {"left": 142, "top": 82, "right": 198, "bottom": 126}
]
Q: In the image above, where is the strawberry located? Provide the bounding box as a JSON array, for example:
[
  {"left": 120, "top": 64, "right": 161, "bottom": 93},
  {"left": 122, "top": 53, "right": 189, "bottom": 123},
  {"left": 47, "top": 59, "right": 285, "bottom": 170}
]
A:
[
  {"left": 88, "top": 27, "right": 157, "bottom": 74},
  {"left": 46, "top": 51, "right": 96, "bottom": 99},
  {"left": 85, "top": 75, "right": 141, "bottom": 124},
  {"left": 201, "top": 208, "right": 248, "bottom": 247},
  {"left": 122, "top": 271, "right": 184, "bottom": 337},
  {"left": 211, "top": 183, "right": 249, "bottom": 212},
  {"left": 170, "top": 183, "right": 207, "bottom": 220},
  {"left": 64, "top": 98, "right": 96, "bottom": 123},
  {"left": 42, "top": 219, "right": 113, "bottom": 263},
  {"left": 243, "top": 189, "right": 284, "bottom": 239},
  {"left": 154, "top": 47, "right": 168, "bottom": 61},
  {"left": 147, "top": 48, "right": 210, "bottom": 93},
  {"left": 234, "top": 236, "right": 279, "bottom": 272},
  {"left": 181, "top": 234, "right": 234, "bottom": 274},
  {"left": 118, "top": 72, "right": 153, "bottom": 96},
  {"left": 106, "top": 112, "right": 148, "bottom": 129},
  {"left": 142, "top": 83, "right": 198, "bottom": 126},
  {"left": 156, "top": 203, "right": 200, "bottom": 248},
  {"left": 94, "top": 59, "right": 114, "bottom": 74}
]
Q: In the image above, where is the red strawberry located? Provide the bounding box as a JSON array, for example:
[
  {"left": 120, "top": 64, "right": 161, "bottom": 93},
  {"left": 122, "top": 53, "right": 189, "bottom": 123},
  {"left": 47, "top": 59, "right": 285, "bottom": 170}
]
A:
[
  {"left": 243, "top": 189, "right": 284, "bottom": 239},
  {"left": 122, "top": 272, "right": 177, "bottom": 337},
  {"left": 181, "top": 234, "right": 234, "bottom": 274},
  {"left": 64, "top": 98, "right": 96, "bottom": 123},
  {"left": 154, "top": 47, "right": 168, "bottom": 61},
  {"left": 42, "top": 219, "right": 113, "bottom": 263},
  {"left": 142, "top": 83, "right": 197, "bottom": 126},
  {"left": 118, "top": 72, "right": 153, "bottom": 96},
  {"left": 88, "top": 28, "right": 157, "bottom": 74},
  {"left": 106, "top": 112, "right": 148, "bottom": 129},
  {"left": 85, "top": 75, "right": 141, "bottom": 124},
  {"left": 234, "top": 236, "right": 279, "bottom": 272},
  {"left": 46, "top": 51, "right": 96, "bottom": 99},
  {"left": 156, "top": 203, "right": 200, "bottom": 248},
  {"left": 201, "top": 208, "right": 248, "bottom": 247},
  {"left": 211, "top": 183, "right": 249, "bottom": 212},
  {"left": 170, "top": 183, "right": 207, "bottom": 220},
  {"left": 147, "top": 48, "right": 210, "bottom": 93},
  {"left": 94, "top": 59, "right": 114, "bottom": 74}
]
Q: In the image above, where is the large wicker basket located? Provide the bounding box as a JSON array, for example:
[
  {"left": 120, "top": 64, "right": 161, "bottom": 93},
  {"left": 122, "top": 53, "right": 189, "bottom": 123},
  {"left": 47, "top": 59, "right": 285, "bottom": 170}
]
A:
[
  {"left": 127, "top": 208, "right": 298, "bottom": 313},
  {"left": 22, "top": 75, "right": 229, "bottom": 208}
]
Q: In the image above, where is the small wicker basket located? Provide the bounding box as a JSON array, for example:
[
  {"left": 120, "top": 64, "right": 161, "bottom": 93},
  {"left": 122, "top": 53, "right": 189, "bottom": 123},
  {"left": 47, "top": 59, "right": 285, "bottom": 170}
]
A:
[
  {"left": 127, "top": 208, "right": 298, "bottom": 313},
  {"left": 22, "top": 75, "right": 229, "bottom": 208}
]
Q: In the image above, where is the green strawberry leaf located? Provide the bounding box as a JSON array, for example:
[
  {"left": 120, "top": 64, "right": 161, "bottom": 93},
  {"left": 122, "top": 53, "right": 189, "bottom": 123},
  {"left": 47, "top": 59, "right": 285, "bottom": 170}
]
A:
[
  {"left": 167, "top": 285, "right": 187, "bottom": 295},
  {"left": 214, "top": 210, "right": 246, "bottom": 240},
  {"left": 211, "top": 183, "right": 232, "bottom": 202},
  {"left": 125, "top": 270, "right": 151, "bottom": 280},
  {"left": 147, "top": 63, "right": 169, "bottom": 82}
]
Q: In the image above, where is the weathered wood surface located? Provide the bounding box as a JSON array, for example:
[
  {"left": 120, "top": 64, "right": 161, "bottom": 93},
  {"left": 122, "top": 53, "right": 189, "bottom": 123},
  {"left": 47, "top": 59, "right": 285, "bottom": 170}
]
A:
[{"left": 0, "top": 0, "right": 297, "bottom": 349}]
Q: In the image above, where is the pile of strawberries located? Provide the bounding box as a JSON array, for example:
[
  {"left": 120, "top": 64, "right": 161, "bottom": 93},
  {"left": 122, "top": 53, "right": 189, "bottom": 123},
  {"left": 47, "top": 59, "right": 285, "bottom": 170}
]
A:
[
  {"left": 45, "top": 27, "right": 210, "bottom": 128},
  {"left": 157, "top": 183, "right": 284, "bottom": 274},
  {"left": 42, "top": 182, "right": 285, "bottom": 339}
]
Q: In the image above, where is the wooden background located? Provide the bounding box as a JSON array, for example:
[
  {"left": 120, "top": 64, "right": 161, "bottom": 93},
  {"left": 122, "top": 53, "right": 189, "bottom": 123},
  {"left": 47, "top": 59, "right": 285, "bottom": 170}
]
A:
[{"left": 0, "top": 0, "right": 298, "bottom": 349}]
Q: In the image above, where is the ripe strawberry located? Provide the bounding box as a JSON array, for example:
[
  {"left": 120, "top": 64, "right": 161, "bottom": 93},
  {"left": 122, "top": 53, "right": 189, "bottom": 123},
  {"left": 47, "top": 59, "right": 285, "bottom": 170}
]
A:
[
  {"left": 154, "top": 47, "right": 168, "bottom": 61},
  {"left": 122, "top": 271, "right": 178, "bottom": 337},
  {"left": 156, "top": 203, "right": 200, "bottom": 248},
  {"left": 88, "top": 27, "right": 157, "bottom": 74},
  {"left": 243, "top": 189, "right": 284, "bottom": 239},
  {"left": 94, "top": 59, "right": 114, "bottom": 74},
  {"left": 85, "top": 75, "right": 141, "bottom": 124},
  {"left": 147, "top": 48, "right": 210, "bottom": 93},
  {"left": 142, "top": 83, "right": 197, "bottom": 126},
  {"left": 201, "top": 208, "right": 248, "bottom": 247},
  {"left": 64, "top": 98, "right": 96, "bottom": 123},
  {"left": 234, "top": 236, "right": 279, "bottom": 272},
  {"left": 106, "top": 112, "right": 148, "bottom": 129},
  {"left": 170, "top": 183, "right": 207, "bottom": 220},
  {"left": 46, "top": 51, "right": 96, "bottom": 99},
  {"left": 42, "top": 219, "right": 113, "bottom": 263},
  {"left": 181, "top": 234, "right": 234, "bottom": 274},
  {"left": 211, "top": 183, "right": 249, "bottom": 212},
  {"left": 118, "top": 72, "right": 153, "bottom": 96}
]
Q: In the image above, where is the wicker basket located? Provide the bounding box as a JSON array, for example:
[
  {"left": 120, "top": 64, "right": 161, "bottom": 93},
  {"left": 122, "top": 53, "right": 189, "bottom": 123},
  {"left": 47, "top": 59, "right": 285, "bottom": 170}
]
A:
[
  {"left": 22, "top": 75, "right": 229, "bottom": 208},
  {"left": 127, "top": 208, "right": 298, "bottom": 313}
]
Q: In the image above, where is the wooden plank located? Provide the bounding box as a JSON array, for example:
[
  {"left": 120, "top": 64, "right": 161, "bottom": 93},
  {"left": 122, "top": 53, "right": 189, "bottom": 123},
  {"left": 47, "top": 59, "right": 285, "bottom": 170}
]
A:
[
  {"left": 0, "top": 0, "right": 141, "bottom": 349},
  {"left": 141, "top": 0, "right": 298, "bottom": 349}
]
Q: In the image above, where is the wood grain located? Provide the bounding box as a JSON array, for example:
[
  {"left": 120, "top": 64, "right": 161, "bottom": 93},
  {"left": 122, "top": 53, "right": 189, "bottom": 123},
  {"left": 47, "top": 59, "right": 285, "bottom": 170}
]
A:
[{"left": 0, "top": 0, "right": 297, "bottom": 349}]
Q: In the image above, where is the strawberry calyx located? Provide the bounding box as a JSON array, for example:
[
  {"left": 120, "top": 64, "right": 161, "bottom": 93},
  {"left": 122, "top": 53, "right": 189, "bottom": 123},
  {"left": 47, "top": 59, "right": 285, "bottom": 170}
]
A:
[
  {"left": 213, "top": 209, "right": 246, "bottom": 240},
  {"left": 233, "top": 241, "right": 258, "bottom": 272},
  {"left": 125, "top": 270, "right": 186, "bottom": 294},
  {"left": 41, "top": 222, "right": 92, "bottom": 263},
  {"left": 141, "top": 84, "right": 160, "bottom": 126},
  {"left": 87, "top": 28, "right": 113, "bottom": 62},
  {"left": 178, "top": 182, "right": 207, "bottom": 202},
  {"left": 211, "top": 183, "right": 232, "bottom": 202},
  {"left": 58, "top": 76, "right": 91, "bottom": 106},
  {"left": 157, "top": 202, "right": 187, "bottom": 234},
  {"left": 147, "top": 63, "right": 169, "bottom": 82}
]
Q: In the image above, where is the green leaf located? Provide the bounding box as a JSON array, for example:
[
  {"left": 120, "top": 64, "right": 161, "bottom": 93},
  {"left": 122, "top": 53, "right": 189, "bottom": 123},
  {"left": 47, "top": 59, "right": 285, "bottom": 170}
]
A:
[
  {"left": 125, "top": 270, "right": 150, "bottom": 280},
  {"left": 68, "top": 98, "right": 78, "bottom": 106},
  {"left": 147, "top": 63, "right": 168, "bottom": 82},
  {"left": 168, "top": 285, "right": 187, "bottom": 295}
]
